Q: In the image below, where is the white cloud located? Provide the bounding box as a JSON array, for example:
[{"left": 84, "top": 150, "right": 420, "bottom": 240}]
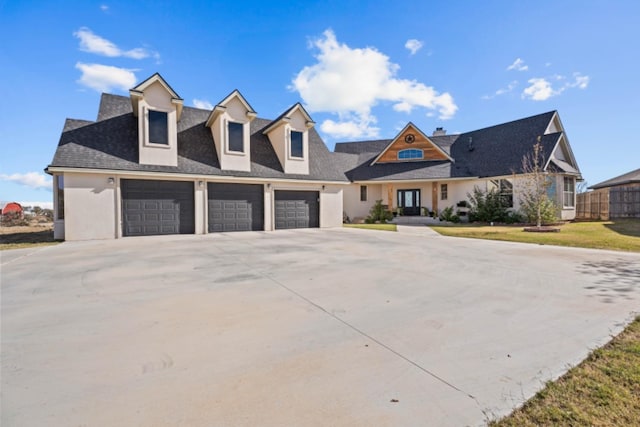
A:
[
  {"left": 482, "top": 80, "right": 518, "bottom": 99},
  {"left": 100, "top": 4, "right": 109, "bottom": 11},
  {"left": 193, "top": 99, "right": 214, "bottom": 110},
  {"left": 522, "top": 72, "right": 590, "bottom": 101},
  {"left": 0, "top": 172, "right": 52, "bottom": 190},
  {"left": 320, "top": 113, "right": 379, "bottom": 139},
  {"left": 73, "top": 27, "right": 158, "bottom": 60},
  {"left": 568, "top": 72, "right": 590, "bottom": 89},
  {"left": 75, "top": 62, "right": 137, "bottom": 92},
  {"left": 507, "top": 58, "right": 528, "bottom": 71},
  {"left": 290, "top": 30, "right": 457, "bottom": 139},
  {"left": 405, "top": 39, "right": 423, "bottom": 55},
  {"left": 522, "top": 78, "right": 559, "bottom": 101}
]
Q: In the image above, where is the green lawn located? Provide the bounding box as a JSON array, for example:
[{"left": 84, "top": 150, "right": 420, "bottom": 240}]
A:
[
  {"left": 490, "top": 316, "right": 640, "bottom": 426},
  {"left": 343, "top": 223, "right": 397, "bottom": 232},
  {"left": 431, "top": 220, "right": 640, "bottom": 252}
]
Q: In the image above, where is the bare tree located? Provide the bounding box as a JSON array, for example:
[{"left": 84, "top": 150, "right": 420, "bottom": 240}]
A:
[{"left": 519, "top": 136, "right": 557, "bottom": 227}]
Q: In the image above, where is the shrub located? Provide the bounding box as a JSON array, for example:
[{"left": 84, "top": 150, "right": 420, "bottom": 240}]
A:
[
  {"left": 504, "top": 210, "right": 524, "bottom": 224},
  {"left": 439, "top": 206, "right": 460, "bottom": 223},
  {"left": 520, "top": 195, "right": 558, "bottom": 225},
  {"left": 366, "top": 199, "right": 393, "bottom": 223},
  {"left": 467, "top": 187, "right": 510, "bottom": 222}
]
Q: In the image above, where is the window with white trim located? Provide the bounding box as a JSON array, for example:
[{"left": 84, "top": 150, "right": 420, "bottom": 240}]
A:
[
  {"left": 441, "top": 184, "right": 448, "bottom": 200},
  {"left": 290, "top": 130, "right": 303, "bottom": 158},
  {"left": 228, "top": 121, "right": 244, "bottom": 153},
  {"left": 397, "top": 148, "right": 424, "bottom": 160},
  {"left": 563, "top": 177, "right": 575, "bottom": 207},
  {"left": 360, "top": 185, "right": 367, "bottom": 202},
  {"left": 148, "top": 110, "right": 168, "bottom": 145}
]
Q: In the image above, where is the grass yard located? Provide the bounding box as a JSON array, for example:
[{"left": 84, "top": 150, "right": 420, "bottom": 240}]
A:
[
  {"left": 0, "top": 224, "right": 59, "bottom": 250},
  {"left": 490, "top": 316, "right": 640, "bottom": 426},
  {"left": 431, "top": 220, "right": 640, "bottom": 252},
  {"left": 343, "top": 223, "right": 397, "bottom": 232}
]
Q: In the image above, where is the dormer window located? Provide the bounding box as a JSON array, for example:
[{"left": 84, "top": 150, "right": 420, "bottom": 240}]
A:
[
  {"left": 398, "top": 148, "right": 424, "bottom": 160},
  {"left": 290, "top": 131, "right": 303, "bottom": 158},
  {"left": 129, "top": 73, "right": 183, "bottom": 166},
  {"left": 148, "top": 110, "right": 168, "bottom": 145},
  {"left": 228, "top": 121, "right": 244, "bottom": 153}
]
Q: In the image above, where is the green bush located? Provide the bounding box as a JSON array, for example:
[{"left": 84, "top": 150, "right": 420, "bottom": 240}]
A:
[
  {"left": 439, "top": 206, "right": 460, "bottom": 223},
  {"left": 467, "top": 187, "right": 510, "bottom": 222},
  {"left": 520, "top": 195, "right": 558, "bottom": 225},
  {"left": 504, "top": 210, "right": 524, "bottom": 224},
  {"left": 366, "top": 199, "right": 393, "bottom": 223}
]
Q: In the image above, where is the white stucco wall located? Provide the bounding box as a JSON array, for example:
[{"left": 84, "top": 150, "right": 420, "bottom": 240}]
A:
[
  {"left": 319, "top": 185, "right": 343, "bottom": 228},
  {"left": 195, "top": 182, "right": 206, "bottom": 234},
  {"left": 265, "top": 109, "right": 310, "bottom": 175},
  {"left": 137, "top": 82, "right": 178, "bottom": 167},
  {"left": 64, "top": 173, "right": 117, "bottom": 241},
  {"left": 209, "top": 97, "right": 252, "bottom": 172},
  {"left": 343, "top": 184, "right": 382, "bottom": 220}
]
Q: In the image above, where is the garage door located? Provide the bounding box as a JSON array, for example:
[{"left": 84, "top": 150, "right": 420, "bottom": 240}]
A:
[
  {"left": 121, "top": 180, "right": 195, "bottom": 236},
  {"left": 208, "top": 183, "right": 264, "bottom": 232},
  {"left": 274, "top": 190, "right": 320, "bottom": 229}
]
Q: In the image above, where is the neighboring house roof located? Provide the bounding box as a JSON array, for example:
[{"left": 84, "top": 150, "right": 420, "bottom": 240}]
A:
[
  {"left": 589, "top": 168, "right": 640, "bottom": 190},
  {"left": 335, "top": 110, "right": 581, "bottom": 181},
  {"left": 48, "top": 94, "right": 350, "bottom": 182}
]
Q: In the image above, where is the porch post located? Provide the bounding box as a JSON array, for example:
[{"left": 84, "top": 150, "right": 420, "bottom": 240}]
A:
[
  {"left": 387, "top": 185, "right": 394, "bottom": 212},
  {"left": 432, "top": 182, "right": 438, "bottom": 214}
]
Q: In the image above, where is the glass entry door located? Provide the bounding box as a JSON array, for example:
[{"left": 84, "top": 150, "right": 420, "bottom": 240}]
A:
[{"left": 397, "top": 189, "right": 421, "bottom": 216}]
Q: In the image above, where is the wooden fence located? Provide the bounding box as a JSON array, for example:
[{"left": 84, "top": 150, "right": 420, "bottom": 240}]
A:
[
  {"left": 610, "top": 187, "right": 640, "bottom": 218},
  {"left": 576, "top": 186, "right": 640, "bottom": 220},
  {"left": 576, "top": 191, "right": 609, "bottom": 220}
]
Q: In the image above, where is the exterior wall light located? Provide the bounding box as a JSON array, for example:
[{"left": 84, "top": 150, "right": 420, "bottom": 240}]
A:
[
  {"left": 267, "top": 183, "right": 271, "bottom": 189},
  {"left": 198, "top": 180, "right": 204, "bottom": 188},
  {"left": 322, "top": 185, "right": 326, "bottom": 191},
  {"left": 108, "top": 177, "right": 115, "bottom": 185}
]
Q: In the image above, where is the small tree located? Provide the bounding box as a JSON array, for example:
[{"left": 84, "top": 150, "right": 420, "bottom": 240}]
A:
[{"left": 518, "top": 137, "right": 557, "bottom": 227}]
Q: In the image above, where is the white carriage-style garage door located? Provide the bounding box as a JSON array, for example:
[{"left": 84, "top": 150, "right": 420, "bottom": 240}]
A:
[
  {"left": 121, "top": 179, "right": 195, "bottom": 237},
  {"left": 274, "top": 190, "right": 320, "bottom": 229}
]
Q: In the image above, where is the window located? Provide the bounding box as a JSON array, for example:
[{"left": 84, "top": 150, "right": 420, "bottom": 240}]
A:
[
  {"left": 148, "top": 110, "right": 168, "bottom": 145},
  {"left": 360, "top": 185, "right": 367, "bottom": 202},
  {"left": 56, "top": 175, "right": 64, "bottom": 220},
  {"left": 397, "top": 149, "right": 424, "bottom": 160},
  {"left": 489, "top": 179, "right": 513, "bottom": 208},
  {"left": 228, "top": 122, "right": 244, "bottom": 153},
  {"left": 290, "top": 131, "right": 303, "bottom": 158},
  {"left": 563, "top": 177, "right": 575, "bottom": 207},
  {"left": 441, "top": 184, "right": 448, "bottom": 200}
]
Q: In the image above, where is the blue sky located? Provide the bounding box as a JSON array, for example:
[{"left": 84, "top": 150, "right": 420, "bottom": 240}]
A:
[{"left": 2, "top": 0, "right": 639, "bottom": 208}]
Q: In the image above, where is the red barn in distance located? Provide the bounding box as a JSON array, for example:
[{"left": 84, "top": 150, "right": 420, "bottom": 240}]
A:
[{"left": 1, "top": 202, "right": 24, "bottom": 218}]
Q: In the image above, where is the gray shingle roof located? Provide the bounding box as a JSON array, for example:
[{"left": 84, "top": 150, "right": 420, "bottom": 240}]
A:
[
  {"left": 589, "top": 168, "right": 640, "bottom": 189},
  {"left": 50, "top": 93, "right": 580, "bottom": 185},
  {"left": 49, "top": 94, "right": 350, "bottom": 182},
  {"left": 335, "top": 111, "right": 578, "bottom": 181}
]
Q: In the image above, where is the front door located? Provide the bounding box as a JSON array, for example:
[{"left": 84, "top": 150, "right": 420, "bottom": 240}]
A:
[{"left": 397, "top": 189, "right": 421, "bottom": 216}]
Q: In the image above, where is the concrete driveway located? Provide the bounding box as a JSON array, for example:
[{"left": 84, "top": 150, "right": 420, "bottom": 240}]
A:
[{"left": 2, "top": 228, "right": 639, "bottom": 426}]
